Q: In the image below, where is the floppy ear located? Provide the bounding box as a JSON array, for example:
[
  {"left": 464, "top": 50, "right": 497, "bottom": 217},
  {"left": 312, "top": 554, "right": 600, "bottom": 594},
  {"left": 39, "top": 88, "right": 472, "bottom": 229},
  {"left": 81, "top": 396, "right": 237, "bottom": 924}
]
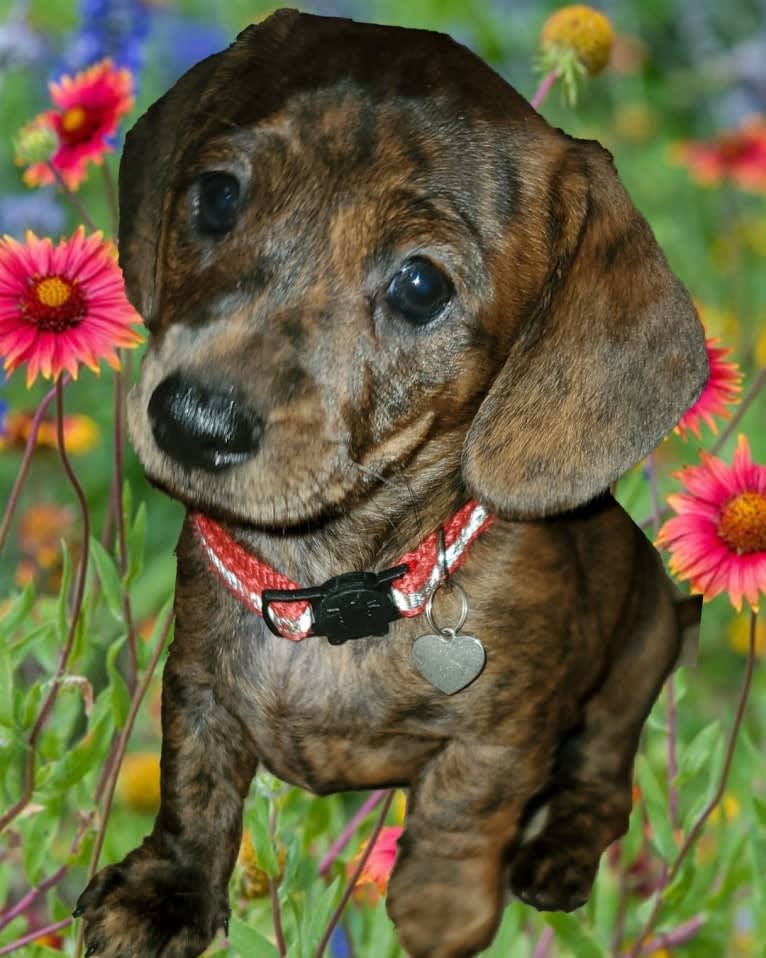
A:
[
  {"left": 462, "top": 140, "right": 708, "bottom": 517},
  {"left": 118, "top": 53, "right": 221, "bottom": 322},
  {"left": 117, "top": 9, "right": 304, "bottom": 322}
]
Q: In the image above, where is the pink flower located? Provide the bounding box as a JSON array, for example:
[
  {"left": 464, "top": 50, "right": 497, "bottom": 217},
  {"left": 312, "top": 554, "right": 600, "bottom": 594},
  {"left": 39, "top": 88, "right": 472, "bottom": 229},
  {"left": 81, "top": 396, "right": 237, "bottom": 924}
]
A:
[
  {"left": 656, "top": 436, "right": 766, "bottom": 611},
  {"left": 675, "top": 337, "right": 741, "bottom": 440},
  {"left": 350, "top": 826, "right": 403, "bottom": 897},
  {"left": 22, "top": 60, "right": 134, "bottom": 190},
  {"left": 0, "top": 228, "right": 143, "bottom": 387}
]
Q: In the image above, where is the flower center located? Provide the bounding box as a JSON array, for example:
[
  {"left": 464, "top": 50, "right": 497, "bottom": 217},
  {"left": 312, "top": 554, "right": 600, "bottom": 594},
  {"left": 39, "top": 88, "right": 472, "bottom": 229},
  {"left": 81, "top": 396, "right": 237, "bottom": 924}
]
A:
[
  {"left": 20, "top": 274, "right": 87, "bottom": 332},
  {"left": 718, "top": 491, "right": 766, "bottom": 554},
  {"left": 61, "top": 106, "right": 87, "bottom": 133}
]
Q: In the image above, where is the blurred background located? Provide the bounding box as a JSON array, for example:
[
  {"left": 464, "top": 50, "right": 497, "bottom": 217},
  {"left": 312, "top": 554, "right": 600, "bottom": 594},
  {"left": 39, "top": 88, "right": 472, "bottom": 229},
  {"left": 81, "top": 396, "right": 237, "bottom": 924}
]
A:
[{"left": 1, "top": 1, "right": 765, "bottom": 956}]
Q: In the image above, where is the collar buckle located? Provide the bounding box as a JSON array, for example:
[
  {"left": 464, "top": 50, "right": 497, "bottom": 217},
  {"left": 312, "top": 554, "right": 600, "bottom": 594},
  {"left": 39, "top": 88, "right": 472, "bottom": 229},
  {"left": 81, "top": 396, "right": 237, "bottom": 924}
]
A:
[{"left": 262, "top": 564, "right": 408, "bottom": 644}]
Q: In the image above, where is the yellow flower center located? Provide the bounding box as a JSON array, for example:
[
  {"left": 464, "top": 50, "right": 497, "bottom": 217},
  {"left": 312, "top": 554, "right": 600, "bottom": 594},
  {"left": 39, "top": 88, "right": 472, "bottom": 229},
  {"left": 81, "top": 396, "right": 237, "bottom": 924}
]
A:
[
  {"left": 718, "top": 491, "right": 766, "bottom": 554},
  {"left": 35, "top": 276, "right": 73, "bottom": 308},
  {"left": 62, "top": 106, "right": 87, "bottom": 133},
  {"left": 541, "top": 4, "right": 614, "bottom": 76},
  {"left": 20, "top": 273, "right": 87, "bottom": 332}
]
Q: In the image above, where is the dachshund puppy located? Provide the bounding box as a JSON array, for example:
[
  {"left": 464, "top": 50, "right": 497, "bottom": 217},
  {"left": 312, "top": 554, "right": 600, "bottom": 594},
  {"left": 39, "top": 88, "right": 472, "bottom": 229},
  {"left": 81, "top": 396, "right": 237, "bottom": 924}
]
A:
[{"left": 76, "top": 10, "right": 708, "bottom": 958}]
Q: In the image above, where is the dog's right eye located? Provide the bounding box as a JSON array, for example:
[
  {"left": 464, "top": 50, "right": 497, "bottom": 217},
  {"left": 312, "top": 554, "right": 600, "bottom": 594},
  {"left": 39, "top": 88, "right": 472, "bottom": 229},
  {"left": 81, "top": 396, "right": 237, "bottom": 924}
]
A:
[
  {"left": 194, "top": 172, "right": 241, "bottom": 236},
  {"left": 386, "top": 257, "right": 453, "bottom": 326}
]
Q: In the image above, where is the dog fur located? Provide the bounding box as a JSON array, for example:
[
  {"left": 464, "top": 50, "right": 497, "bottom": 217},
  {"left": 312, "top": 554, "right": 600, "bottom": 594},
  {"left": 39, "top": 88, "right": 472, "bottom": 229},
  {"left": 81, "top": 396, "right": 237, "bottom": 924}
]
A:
[{"left": 76, "top": 11, "right": 708, "bottom": 957}]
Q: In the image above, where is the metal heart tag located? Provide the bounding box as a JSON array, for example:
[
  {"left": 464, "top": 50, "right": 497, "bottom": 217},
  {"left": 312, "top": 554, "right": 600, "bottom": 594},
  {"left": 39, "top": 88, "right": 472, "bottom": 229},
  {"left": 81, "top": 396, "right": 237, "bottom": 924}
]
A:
[{"left": 413, "top": 630, "right": 486, "bottom": 695}]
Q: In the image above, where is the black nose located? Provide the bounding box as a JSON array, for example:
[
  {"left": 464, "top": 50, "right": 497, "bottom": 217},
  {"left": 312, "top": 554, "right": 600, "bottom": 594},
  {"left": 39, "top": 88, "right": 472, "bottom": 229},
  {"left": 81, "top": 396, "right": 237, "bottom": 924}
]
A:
[{"left": 148, "top": 373, "right": 263, "bottom": 472}]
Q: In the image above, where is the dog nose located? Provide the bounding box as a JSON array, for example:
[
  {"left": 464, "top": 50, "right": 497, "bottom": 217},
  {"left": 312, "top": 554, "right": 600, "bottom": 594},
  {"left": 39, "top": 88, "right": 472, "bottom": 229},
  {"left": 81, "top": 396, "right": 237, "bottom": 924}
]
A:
[{"left": 148, "top": 373, "right": 263, "bottom": 472}]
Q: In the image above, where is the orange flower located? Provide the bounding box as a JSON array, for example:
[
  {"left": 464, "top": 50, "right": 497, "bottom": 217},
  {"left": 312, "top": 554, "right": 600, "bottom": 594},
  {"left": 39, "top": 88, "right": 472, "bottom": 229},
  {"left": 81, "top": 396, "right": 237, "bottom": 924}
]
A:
[
  {"left": 22, "top": 60, "right": 134, "bottom": 190},
  {"left": 349, "top": 825, "right": 402, "bottom": 900},
  {"left": 657, "top": 436, "right": 766, "bottom": 611},
  {"left": 672, "top": 117, "right": 766, "bottom": 193},
  {"left": 0, "top": 228, "right": 142, "bottom": 387},
  {"left": 674, "top": 337, "right": 741, "bottom": 440},
  {"left": 0, "top": 410, "right": 100, "bottom": 454}
]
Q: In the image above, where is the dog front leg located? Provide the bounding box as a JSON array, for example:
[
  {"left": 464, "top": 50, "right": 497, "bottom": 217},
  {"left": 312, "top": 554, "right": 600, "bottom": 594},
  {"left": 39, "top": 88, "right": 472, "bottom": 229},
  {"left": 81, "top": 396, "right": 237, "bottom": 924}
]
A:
[
  {"left": 387, "top": 740, "right": 550, "bottom": 958},
  {"left": 76, "top": 645, "right": 258, "bottom": 958}
]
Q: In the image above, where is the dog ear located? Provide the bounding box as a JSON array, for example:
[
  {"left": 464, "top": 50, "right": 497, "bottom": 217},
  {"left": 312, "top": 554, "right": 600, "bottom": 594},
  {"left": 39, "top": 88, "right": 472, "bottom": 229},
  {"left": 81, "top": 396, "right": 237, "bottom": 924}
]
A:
[
  {"left": 118, "top": 54, "right": 221, "bottom": 322},
  {"left": 462, "top": 141, "right": 708, "bottom": 518}
]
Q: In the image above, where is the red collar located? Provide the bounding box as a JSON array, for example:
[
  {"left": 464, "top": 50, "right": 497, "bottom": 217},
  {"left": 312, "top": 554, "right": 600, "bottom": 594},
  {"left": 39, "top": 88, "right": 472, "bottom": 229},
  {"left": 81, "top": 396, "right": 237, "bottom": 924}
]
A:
[{"left": 192, "top": 501, "right": 495, "bottom": 641}]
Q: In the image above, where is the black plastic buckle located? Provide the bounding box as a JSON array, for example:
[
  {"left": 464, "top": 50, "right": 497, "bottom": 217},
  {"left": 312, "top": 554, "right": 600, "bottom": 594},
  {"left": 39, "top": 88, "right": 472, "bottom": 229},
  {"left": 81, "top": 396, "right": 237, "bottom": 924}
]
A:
[{"left": 262, "top": 564, "right": 408, "bottom": 645}]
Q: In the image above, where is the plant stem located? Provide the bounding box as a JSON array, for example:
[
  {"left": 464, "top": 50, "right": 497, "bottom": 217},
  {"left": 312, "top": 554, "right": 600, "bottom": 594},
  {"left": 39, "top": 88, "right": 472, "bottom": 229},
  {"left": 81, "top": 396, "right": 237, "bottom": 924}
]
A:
[
  {"left": 530, "top": 69, "right": 559, "bottom": 110},
  {"left": 314, "top": 790, "right": 394, "bottom": 958},
  {"left": 627, "top": 610, "right": 758, "bottom": 956},
  {"left": 0, "top": 380, "right": 90, "bottom": 834},
  {"left": 74, "top": 609, "right": 173, "bottom": 957},
  {"left": 0, "top": 379, "right": 62, "bottom": 556},
  {"left": 46, "top": 163, "right": 98, "bottom": 232},
  {"left": 268, "top": 804, "right": 287, "bottom": 958},
  {"left": 319, "top": 790, "right": 388, "bottom": 876},
  {"left": 0, "top": 918, "right": 72, "bottom": 956},
  {"left": 532, "top": 926, "right": 554, "bottom": 958},
  {"left": 631, "top": 913, "right": 706, "bottom": 956},
  {"left": 112, "top": 360, "right": 138, "bottom": 689},
  {"left": 0, "top": 864, "right": 67, "bottom": 932}
]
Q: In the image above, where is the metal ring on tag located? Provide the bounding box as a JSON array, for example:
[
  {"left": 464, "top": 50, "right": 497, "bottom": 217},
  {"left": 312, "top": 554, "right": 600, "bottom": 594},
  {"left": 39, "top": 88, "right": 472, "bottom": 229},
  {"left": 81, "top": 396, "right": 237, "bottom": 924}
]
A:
[{"left": 424, "top": 581, "right": 469, "bottom": 635}]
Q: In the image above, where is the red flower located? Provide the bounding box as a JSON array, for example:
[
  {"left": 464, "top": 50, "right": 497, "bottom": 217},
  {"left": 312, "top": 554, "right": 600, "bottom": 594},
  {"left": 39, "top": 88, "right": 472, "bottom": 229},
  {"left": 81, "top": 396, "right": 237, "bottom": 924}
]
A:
[
  {"left": 0, "top": 228, "right": 143, "bottom": 387},
  {"left": 22, "top": 60, "right": 134, "bottom": 190},
  {"left": 657, "top": 436, "right": 766, "bottom": 611},
  {"left": 350, "top": 825, "right": 403, "bottom": 897},
  {"left": 672, "top": 116, "right": 766, "bottom": 193},
  {"left": 675, "top": 337, "right": 741, "bottom": 440}
]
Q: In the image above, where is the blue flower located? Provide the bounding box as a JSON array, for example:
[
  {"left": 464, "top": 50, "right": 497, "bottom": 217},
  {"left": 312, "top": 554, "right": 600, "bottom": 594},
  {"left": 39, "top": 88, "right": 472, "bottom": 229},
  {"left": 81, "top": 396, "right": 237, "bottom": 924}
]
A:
[
  {"left": 147, "top": 11, "right": 229, "bottom": 88},
  {"left": 60, "top": 0, "right": 150, "bottom": 81},
  {"left": 0, "top": 191, "right": 67, "bottom": 239}
]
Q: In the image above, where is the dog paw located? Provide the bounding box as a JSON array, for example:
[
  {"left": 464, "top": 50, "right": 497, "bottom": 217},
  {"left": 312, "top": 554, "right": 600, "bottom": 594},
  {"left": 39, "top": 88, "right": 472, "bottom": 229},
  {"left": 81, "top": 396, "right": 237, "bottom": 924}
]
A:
[
  {"left": 387, "top": 854, "right": 500, "bottom": 958},
  {"left": 74, "top": 849, "right": 229, "bottom": 958},
  {"left": 509, "top": 834, "right": 596, "bottom": 912}
]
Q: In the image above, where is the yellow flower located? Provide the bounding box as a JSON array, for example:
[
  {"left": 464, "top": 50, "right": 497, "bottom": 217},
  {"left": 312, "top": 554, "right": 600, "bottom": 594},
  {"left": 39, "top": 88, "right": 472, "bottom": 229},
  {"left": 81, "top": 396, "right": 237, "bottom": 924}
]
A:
[
  {"left": 710, "top": 792, "right": 742, "bottom": 823},
  {"left": 541, "top": 5, "right": 614, "bottom": 76},
  {"left": 116, "top": 751, "right": 161, "bottom": 813},
  {"left": 237, "top": 829, "right": 285, "bottom": 899},
  {"left": 727, "top": 614, "right": 766, "bottom": 658}
]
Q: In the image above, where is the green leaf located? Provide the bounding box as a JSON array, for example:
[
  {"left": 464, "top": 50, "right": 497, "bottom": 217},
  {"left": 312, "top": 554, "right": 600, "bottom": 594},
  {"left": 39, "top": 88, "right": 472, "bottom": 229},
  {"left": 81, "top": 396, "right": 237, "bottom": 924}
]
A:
[
  {"left": 677, "top": 721, "right": 721, "bottom": 784},
  {"left": 247, "top": 793, "right": 280, "bottom": 877},
  {"left": 303, "top": 876, "right": 340, "bottom": 953},
  {"left": 106, "top": 636, "right": 130, "bottom": 727},
  {"left": 753, "top": 796, "right": 766, "bottom": 830},
  {"left": 126, "top": 502, "right": 147, "bottom": 585},
  {"left": 89, "top": 538, "right": 124, "bottom": 622},
  {"left": 227, "top": 915, "right": 280, "bottom": 958},
  {"left": 0, "top": 584, "right": 36, "bottom": 641},
  {"left": 544, "top": 912, "right": 605, "bottom": 958},
  {"left": 39, "top": 708, "right": 112, "bottom": 794},
  {"left": 635, "top": 755, "right": 677, "bottom": 860},
  {"left": 0, "top": 640, "right": 14, "bottom": 729},
  {"left": 137, "top": 595, "right": 174, "bottom": 670}
]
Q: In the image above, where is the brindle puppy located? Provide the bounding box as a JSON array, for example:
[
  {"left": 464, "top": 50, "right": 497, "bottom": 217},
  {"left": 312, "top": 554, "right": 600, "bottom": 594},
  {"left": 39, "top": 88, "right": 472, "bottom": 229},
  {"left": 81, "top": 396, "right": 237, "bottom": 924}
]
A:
[{"left": 76, "top": 10, "right": 708, "bottom": 958}]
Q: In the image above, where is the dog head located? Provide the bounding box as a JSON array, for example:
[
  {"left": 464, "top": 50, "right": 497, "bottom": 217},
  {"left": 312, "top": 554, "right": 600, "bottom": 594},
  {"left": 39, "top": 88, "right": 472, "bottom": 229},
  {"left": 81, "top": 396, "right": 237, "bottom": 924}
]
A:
[{"left": 124, "top": 9, "right": 707, "bottom": 526}]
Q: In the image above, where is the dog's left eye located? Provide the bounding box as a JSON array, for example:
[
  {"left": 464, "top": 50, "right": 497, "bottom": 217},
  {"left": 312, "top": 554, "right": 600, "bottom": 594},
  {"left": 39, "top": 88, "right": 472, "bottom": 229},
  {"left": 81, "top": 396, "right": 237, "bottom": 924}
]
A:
[
  {"left": 194, "top": 172, "right": 241, "bottom": 235},
  {"left": 386, "top": 258, "right": 453, "bottom": 325}
]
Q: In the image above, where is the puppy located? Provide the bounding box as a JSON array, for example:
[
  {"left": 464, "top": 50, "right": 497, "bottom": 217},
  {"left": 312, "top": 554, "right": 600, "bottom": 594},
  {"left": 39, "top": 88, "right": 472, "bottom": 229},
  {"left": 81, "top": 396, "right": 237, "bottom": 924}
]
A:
[{"left": 76, "top": 10, "right": 708, "bottom": 958}]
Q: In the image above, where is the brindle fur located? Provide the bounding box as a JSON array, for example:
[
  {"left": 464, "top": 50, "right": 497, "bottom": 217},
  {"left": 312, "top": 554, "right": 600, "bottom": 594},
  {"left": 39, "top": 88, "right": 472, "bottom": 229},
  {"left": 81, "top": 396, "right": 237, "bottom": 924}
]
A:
[{"left": 76, "top": 10, "right": 708, "bottom": 958}]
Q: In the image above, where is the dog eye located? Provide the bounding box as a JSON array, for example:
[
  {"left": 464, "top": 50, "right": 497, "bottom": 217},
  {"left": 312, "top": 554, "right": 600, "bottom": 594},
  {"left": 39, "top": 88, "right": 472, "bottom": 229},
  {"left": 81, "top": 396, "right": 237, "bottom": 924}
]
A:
[
  {"left": 386, "top": 258, "right": 452, "bottom": 325},
  {"left": 195, "top": 172, "right": 241, "bottom": 236}
]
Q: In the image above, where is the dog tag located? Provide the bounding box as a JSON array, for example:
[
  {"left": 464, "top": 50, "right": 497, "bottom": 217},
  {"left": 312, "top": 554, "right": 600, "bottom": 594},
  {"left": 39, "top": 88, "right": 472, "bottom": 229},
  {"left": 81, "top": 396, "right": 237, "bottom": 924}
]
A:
[{"left": 413, "top": 628, "right": 486, "bottom": 695}]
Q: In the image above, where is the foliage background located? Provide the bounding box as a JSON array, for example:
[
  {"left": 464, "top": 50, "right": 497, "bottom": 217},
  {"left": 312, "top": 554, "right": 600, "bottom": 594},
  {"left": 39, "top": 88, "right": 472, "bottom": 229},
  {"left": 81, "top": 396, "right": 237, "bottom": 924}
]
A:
[{"left": 1, "top": 0, "right": 765, "bottom": 956}]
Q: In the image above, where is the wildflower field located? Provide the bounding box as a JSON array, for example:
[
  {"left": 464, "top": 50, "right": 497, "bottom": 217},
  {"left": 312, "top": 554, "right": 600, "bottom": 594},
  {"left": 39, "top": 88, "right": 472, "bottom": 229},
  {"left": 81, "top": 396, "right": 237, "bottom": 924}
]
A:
[{"left": 1, "top": 1, "right": 765, "bottom": 956}]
